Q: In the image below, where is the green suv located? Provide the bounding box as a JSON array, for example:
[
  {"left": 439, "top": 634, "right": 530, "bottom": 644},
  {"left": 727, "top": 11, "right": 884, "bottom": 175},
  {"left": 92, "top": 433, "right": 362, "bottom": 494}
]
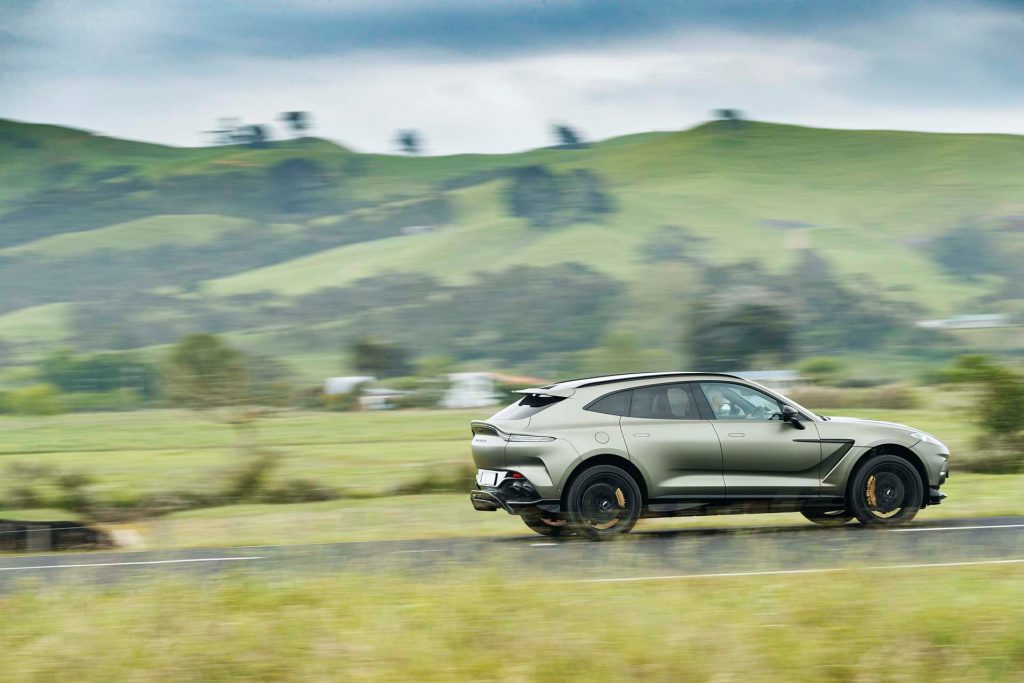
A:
[{"left": 469, "top": 372, "right": 949, "bottom": 538}]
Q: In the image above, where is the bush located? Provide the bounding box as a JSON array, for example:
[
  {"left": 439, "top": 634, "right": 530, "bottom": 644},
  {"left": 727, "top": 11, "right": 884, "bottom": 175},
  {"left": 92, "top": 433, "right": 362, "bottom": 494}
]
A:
[
  {"left": 391, "top": 463, "right": 476, "bottom": 495},
  {"left": 390, "top": 389, "right": 444, "bottom": 409},
  {"left": 958, "top": 435, "right": 1024, "bottom": 474},
  {"left": 0, "top": 384, "right": 63, "bottom": 415},
  {"left": 259, "top": 479, "right": 341, "bottom": 504},
  {"left": 320, "top": 391, "right": 360, "bottom": 412},
  {"left": 787, "top": 384, "right": 920, "bottom": 410},
  {"left": 62, "top": 389, "right": 146, "bottom": 412},
  {"left": 797, "top": 357, "right": 845, "bottom": 386}
]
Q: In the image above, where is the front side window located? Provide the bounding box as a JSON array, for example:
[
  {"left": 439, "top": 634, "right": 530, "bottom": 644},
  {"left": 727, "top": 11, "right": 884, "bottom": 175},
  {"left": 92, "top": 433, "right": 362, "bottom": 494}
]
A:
[
  {"left": 629, "top": 383, "right": 700, "bottom": 420},
  {"left": 698, "top": 382, "right": 782, "bottom": 420}
]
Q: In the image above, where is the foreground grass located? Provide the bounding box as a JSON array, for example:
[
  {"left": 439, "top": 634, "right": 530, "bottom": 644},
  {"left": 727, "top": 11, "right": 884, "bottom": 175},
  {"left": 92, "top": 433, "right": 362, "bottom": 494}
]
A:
[{"left": 1, "top": 564, "right": 1022, "bottom": 681}]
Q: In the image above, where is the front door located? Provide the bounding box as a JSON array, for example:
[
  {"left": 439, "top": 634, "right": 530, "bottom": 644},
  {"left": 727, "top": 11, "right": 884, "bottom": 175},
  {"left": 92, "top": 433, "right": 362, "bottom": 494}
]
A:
[
  {"left": 696, "top": 382, "right": 822, "bottom": 498},
  {"left": 619, "top": 383, "right": 725, "bottom": 498}
]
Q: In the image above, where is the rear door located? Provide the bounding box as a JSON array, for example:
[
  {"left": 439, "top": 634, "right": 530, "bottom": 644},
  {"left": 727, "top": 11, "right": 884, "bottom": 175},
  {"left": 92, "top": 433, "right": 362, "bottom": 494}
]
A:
[
  {"left": 617, "top": 383, "right": 725, "bottom": 498},
  {"left": 695, "top": 382, "right": 821, "bottom": 498}
]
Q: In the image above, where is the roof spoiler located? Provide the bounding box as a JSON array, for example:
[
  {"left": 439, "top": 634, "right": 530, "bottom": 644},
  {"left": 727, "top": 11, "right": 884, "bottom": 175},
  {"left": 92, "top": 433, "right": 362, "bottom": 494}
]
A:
[{"left": 513, "top": 386, "right": 575, "bottom": 398}]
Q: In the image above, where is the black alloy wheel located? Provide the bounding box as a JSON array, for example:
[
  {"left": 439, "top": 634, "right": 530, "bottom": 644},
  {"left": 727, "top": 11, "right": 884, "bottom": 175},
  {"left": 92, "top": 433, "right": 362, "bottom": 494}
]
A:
[{"left": 565, "top": 465, "right": 643, "bottom": 539}]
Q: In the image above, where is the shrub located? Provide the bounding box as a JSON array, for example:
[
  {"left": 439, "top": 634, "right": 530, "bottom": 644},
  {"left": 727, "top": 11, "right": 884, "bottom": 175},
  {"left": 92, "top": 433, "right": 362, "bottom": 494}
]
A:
[
  {"left": 62, "top": 389, "right": 146, "bottom": 412},
  {"left": 259, "top": 479, "right": 341, "bottom": 504},
  {"left": 958, "top": 435, "right": 1024, "bottom": 474},
  {"left": 787, "top": 384, "right": 920, "bottom": 410},
  {"left": 390, "top": 389, "right": 444, "bottom": 409},
  {"left": 391, "top": 463, "right": 476, "bottom": 495},
  {"left": 220, "top": 449, "right": 279, "bottom": 502},
  {"left": 320, "top": 391, "right": 360, "bottom": 412},
  {"left": 1, "top": 384, "right": 63, "bottom": 415},
  {"left": 797, "top": 357, "right": 845, "bottom": 386}
]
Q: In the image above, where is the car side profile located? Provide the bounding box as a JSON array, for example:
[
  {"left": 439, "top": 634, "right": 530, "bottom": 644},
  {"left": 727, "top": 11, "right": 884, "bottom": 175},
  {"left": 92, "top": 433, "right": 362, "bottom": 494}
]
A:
[{"left": 469, "top": 372, "right": 950, "bottom": 538}]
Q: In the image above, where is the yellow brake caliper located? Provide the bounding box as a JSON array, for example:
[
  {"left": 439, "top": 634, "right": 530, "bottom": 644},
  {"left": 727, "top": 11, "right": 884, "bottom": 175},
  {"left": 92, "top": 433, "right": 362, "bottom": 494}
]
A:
[
  {"left": 615, "top": 487, "right": 626, "bottom": 508},
  {"left": 866, "top": 474, "right": 877, "bottom": 508}
]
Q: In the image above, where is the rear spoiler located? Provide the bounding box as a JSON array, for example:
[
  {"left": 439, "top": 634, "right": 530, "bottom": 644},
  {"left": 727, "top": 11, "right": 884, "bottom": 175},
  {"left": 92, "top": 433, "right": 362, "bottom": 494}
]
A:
[{"left": 513, "top": 386, "right": 575, "bottom": 398}]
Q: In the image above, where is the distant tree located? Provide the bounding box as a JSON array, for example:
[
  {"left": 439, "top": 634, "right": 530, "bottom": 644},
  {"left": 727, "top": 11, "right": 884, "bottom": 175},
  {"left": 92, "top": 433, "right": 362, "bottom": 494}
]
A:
[
  {"left": 279, "top": 111, "right": 312, "bottom": 138},
  {"left": 687, "top": 299, "right": 793, "bottom": 371},
  {"left": 206, "top": 117, "right": 242, "bottom": 145},
  {"left": 946, "top": 356, "right": 1024, "bottom": 437},
  {"left": 241, "top": 124, "right": 270, "bottom": 148},
  {"left": 396, "top": 130, "right": 422, "bottom": 155},
  {"left": 0, "top": 338, "right": 11, "bottom": 367},
  {"left": 504, "top": 165, "right": 614, "bottom": 229},
  {"left": 349, "top": 336, "right": 412, "bottom": 378},
  {"left": 929, "top": 224, "right": 1002, "bottom": 281},
  {"left": 164, "top": 334, "right": 248, "bottom": 411},
  {"left": 553, "top": 124, "right": 583, "bottom": 147},
  {"left": 713, "top": 108, "right": 744, "bottom": 121},
  {"left": 40, "top": 349, "right": 159, "bottom": 397},
  {"left": 267, "top": 157, "right": 332, "bottom": 214},
  {"left": 505, "top": 166, "right": 564, "bottom": 228}
]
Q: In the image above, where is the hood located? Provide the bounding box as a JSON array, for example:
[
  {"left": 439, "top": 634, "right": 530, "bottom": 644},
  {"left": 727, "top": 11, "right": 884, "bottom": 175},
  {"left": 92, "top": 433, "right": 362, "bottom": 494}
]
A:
[{"left": 824, "top": 416, "right": 915, "bottom": 432}]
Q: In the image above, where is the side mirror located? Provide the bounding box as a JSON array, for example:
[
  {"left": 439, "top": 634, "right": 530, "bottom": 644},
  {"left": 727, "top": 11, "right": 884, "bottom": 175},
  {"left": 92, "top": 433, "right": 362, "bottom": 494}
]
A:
[{"left": 781, "top": 404, "right": 805, "bottom": 430}]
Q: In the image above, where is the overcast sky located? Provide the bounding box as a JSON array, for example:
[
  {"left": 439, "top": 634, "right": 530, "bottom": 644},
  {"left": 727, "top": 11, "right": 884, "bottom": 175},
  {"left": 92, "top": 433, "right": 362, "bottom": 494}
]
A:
[{"left": 2, "top": 0, "right": 1023, "bottom": 154}]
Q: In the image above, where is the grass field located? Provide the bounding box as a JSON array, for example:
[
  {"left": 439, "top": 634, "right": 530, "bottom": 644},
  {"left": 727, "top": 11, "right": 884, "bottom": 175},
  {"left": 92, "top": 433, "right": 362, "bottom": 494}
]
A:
[
  {"left": 0, "top": 405, "right": 1021, "bottom": 550},
  {"left": 1, "top": 564, "right": 1022, "bottom": 681}
]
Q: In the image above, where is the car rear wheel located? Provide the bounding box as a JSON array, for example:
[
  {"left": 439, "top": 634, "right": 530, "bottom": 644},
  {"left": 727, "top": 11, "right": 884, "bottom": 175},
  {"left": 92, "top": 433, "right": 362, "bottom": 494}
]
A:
[
  {"left": 848, "top": 454, "right": 923, "bottom": 526},
  {"left": 565, "top": 465, "right": 642, "bottom": 539},
  {"left": 521, "top": 512, "right": 569, "bottom": 537},
  {"left": 801, "top": 506, "right": 854, "bottom": 526}
]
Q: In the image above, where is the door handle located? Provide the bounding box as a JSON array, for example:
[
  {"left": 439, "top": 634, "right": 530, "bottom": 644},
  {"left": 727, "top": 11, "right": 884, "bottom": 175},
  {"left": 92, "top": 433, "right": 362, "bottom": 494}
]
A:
[
  {"left": 727, "top": 432, "right": 745, "bottom": 437},
  {"left": 633, "top": 433, "right": 650, "bottom": 438}
]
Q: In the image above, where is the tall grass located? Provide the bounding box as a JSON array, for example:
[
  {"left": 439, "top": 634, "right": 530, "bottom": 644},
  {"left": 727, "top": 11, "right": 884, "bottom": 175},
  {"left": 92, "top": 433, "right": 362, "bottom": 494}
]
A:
[{"left": 1, "top": 565, "right": 1022, "bottom": 681}]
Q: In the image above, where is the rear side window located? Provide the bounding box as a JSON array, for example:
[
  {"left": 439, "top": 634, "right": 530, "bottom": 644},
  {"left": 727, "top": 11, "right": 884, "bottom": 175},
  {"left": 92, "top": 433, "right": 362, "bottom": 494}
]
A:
[
  {"left": 629, "top": 383, "right": 700, "bottom": 420},
  {"left": 585, "top": 390, "right": 632, "bottom": 416},
  {"left": 492, "top": 394, "right": 565, "bottom": 420}
]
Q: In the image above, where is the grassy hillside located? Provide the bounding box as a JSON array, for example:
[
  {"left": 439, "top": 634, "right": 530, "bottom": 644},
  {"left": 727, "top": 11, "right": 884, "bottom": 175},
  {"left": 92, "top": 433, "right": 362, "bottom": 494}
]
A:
[{"left": 0, "top": 117, "right": 1021, "bottom": 372}]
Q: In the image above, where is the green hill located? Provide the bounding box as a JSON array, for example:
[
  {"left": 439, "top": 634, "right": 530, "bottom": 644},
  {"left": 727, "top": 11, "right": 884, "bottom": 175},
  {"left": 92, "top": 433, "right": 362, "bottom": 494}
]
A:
[{"left": 0, "top": 117, "right": 1021, "bottom": 375}]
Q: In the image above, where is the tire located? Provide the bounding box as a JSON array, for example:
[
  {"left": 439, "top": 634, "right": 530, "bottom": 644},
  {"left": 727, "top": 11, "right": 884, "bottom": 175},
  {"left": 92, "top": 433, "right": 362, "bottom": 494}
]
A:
[
  {"left": 848, "top": 454, "right": 923, "bottom": 526},
  {"left": 801, "top": 506, "right": 854, "bottom": 526},
  {"left": 565, "top": 465, "right": 643, "bottom": 539},
  {"left": 521, "top": 512, "right": 569, "bottom": 537}
]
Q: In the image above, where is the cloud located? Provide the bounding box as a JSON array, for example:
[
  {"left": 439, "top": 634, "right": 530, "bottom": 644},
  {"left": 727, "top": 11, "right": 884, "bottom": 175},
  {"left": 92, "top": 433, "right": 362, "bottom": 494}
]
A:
[{"left": 0, "top": 0, "right": 1022, "bottom": 152}]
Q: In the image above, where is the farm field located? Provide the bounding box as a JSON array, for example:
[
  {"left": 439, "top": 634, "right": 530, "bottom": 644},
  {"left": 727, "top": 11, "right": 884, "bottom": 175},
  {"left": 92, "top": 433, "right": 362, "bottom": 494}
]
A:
[{"left": 0, "top": 405, "right": 1020, "bottom": 550}]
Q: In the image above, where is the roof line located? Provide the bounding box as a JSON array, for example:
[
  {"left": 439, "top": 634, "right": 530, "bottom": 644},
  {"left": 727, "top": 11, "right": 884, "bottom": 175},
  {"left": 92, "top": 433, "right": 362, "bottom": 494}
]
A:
[{"left": 556, "top": 372, "right": 748, "bottom": 389}]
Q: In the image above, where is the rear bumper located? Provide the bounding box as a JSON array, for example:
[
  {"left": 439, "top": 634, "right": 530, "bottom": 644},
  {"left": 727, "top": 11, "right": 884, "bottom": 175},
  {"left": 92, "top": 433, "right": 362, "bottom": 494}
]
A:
[
  {"left": 469, "top": 488, "right": 560, "bottom": 515},
  {"left": 928, "top": 487, "right": 946, "bottom": 505}
]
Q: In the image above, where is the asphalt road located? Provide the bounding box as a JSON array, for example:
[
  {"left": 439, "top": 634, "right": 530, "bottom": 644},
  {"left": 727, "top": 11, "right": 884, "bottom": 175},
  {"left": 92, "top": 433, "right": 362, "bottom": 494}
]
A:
[{"left": 1, "top": 516, "right": 1023, "bottom": 590}]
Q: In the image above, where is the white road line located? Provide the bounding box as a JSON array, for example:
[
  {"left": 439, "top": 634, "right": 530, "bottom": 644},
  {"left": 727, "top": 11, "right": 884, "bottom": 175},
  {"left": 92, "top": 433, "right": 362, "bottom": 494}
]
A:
[
  {"left": 391, "top": 549, "right": 443, "bottom": 554},
  {"left": 571, "top": 558, "right": 1024, "bottom": 584},
  {"left": 0, "top": 556, "right": 266, "bottom": 573},
  {"left": 531, "top": 542, "right": 559, "bottom": 547},
  {"left": 897, "top": 524, "right": 1024, "bottom": 532}
]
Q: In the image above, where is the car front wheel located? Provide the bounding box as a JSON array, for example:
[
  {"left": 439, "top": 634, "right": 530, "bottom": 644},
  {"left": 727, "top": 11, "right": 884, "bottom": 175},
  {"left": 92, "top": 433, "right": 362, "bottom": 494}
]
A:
[
  {"left": 565, "top": 465, "right": 642, "bottom": 539},
  {"left": 848, "top": 454, "right": 923, "bottom": 526}
]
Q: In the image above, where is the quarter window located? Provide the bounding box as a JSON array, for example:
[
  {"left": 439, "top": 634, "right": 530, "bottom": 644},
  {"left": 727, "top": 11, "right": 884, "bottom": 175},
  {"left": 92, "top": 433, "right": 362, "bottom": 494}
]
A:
[{"left": 585, "top": 390, "right": 631, "bottom": 416}]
